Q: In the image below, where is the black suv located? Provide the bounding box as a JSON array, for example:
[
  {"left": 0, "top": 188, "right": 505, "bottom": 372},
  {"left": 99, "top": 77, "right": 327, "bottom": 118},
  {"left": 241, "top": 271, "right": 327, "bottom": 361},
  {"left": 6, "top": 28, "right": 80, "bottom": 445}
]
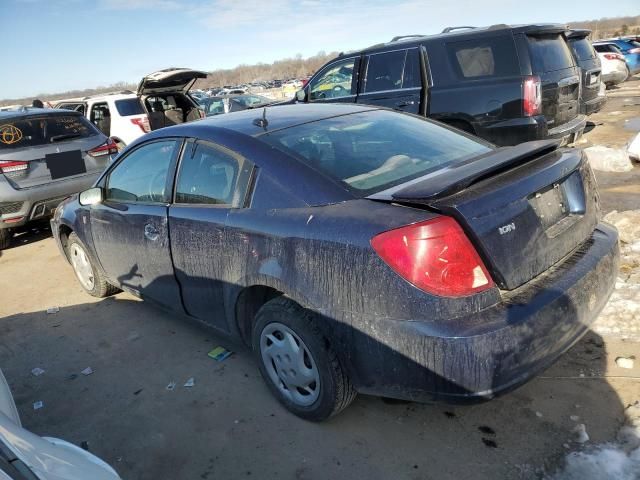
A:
[
  {"left": 294, "top": 24, "right": 586, "bottom": 146},
  {"left": 567, "top": 29, "right": 605, "bottom": 115}
]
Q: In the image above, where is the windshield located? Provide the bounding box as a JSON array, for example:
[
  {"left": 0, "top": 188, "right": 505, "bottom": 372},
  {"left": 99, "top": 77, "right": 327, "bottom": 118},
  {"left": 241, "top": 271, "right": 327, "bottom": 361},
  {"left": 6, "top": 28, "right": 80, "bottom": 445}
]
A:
[
  {"left": 570, "top": 37, "right": 596, "bottom": 61},
  {"left": 262, "top": 110, "right": 493, "bottom": 196},
  {"left": 0, "top": 114, "right": 98, "bottom": 150}
]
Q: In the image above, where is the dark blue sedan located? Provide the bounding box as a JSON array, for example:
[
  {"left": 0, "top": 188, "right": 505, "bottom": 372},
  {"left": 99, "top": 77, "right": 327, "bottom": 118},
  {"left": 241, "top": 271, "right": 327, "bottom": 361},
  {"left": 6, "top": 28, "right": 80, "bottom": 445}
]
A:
[{"left": 51, "top": 104, "right": 619, "bottom": 421}]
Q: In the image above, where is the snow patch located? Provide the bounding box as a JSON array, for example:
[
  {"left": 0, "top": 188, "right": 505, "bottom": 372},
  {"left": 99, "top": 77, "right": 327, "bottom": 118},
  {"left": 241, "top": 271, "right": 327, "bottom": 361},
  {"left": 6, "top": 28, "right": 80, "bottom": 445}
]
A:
[{"left": 584, "top": 146, "right": 633, "bottom": 172}]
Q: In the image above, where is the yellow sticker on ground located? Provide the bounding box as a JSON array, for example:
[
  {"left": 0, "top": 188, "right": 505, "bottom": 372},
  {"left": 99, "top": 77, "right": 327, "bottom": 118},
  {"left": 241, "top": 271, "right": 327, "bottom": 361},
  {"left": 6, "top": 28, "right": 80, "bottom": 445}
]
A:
[{"left": 0, "top": 124, "right": 23, "bottom": 145}]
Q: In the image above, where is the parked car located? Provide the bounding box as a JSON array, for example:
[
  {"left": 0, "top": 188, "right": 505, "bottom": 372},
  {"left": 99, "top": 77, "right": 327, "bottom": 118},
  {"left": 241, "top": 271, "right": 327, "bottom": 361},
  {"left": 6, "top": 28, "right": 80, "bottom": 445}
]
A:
[
  {"left": 55, "top": 69, "right": 207, "bottom": 146},
  {"left": 594, "top": 44, "right": 629, "bottom": 87},
  {"left": 293, "top": 24, "right": 586, "bottom": 147},
  {"left": 200, "top": 94, "right": 274, "bottom": 116},
  {"left": 566, "top": 29, "right": 605, "bottom": 114},
  {"left": 0, "top": 108, "right": 116, "bottom": 250},
  {"left": 52, "top": 104, "right": 618, "bottom": 421},
  {"left": 592, "top": 39, "right": 640, "bottom": 76}
]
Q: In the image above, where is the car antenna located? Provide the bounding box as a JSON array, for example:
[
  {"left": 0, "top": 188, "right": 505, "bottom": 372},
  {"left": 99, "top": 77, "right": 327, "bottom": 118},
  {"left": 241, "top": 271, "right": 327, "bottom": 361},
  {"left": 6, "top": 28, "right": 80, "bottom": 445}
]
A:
[{"left": 253, "top": 107, "right": 269, "bottom": 130}]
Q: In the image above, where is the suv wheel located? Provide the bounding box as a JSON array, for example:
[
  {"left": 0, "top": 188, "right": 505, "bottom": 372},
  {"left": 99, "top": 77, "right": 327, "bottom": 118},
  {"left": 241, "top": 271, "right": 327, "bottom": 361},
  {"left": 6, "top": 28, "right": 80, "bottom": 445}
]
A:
[
  {"left": 252, "top": 297, "right": 356, "bottom": 421},
  {"left": 0, "top": 229, "right": 11, "bottom": 250},
  {"left": 67, "top": 232, "right": 119, "bottom": 298}
]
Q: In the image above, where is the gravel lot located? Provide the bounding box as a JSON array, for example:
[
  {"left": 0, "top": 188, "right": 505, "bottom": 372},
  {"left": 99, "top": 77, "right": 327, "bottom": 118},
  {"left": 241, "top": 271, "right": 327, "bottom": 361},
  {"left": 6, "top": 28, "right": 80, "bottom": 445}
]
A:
[{"left": 1, "top": 79, "right": 639, "bottom": 480}]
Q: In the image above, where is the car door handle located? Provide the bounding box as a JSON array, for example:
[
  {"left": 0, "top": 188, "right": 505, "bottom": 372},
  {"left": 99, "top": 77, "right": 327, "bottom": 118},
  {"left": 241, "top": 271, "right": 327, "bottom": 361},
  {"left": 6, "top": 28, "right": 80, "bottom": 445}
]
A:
[{"left": 144, "top": 224, "right": 160, "bottom": 241}]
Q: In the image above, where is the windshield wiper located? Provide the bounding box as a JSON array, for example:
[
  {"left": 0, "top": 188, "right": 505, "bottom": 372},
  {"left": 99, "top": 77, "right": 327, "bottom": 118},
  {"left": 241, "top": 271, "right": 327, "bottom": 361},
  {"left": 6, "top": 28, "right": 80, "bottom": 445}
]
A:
[{"left": 50, "top": 133, "right": 82, "bottom": 143}]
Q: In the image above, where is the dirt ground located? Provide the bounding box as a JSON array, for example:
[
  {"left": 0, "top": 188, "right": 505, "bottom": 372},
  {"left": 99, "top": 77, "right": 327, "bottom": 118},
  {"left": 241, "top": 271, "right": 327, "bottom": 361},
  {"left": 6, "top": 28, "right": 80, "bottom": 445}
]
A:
[{"left": 1, "top": 79, "right": 640, "bottom": 480}]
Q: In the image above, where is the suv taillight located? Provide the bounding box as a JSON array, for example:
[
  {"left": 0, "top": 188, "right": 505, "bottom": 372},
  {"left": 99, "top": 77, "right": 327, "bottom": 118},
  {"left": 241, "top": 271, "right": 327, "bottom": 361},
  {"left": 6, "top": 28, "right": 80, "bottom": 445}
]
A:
[
  {"left": 523, "top": 76, "right": 541, "bottom": 117},
  {"left": 88, "top": 137, "right": 118, "bottom": 157},
  {"left": 370, "top": 217, "right": 494, "bottom": 297},
  {"left": 0, "top": 161, "right": 28, "bottom": 174},
  {"left": 131, "top": 116, "right": 150, "bottom": 133}
]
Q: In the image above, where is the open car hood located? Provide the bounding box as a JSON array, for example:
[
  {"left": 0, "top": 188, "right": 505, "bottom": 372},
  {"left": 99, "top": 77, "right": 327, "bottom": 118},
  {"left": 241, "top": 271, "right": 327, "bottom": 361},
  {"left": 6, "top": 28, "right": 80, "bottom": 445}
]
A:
[{"left": 137, "top": 68, "right": 208, "bottom": 95}]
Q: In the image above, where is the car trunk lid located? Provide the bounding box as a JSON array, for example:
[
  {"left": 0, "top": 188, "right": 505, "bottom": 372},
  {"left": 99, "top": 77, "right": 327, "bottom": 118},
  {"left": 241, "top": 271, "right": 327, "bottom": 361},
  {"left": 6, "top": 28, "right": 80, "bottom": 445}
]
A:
[
  {"left": 526, "top": 32, "right": 581, "bottom": 129},
  {"left": 368, "top": 141, "right": 599, "bottom": 290},
  {"left": 137, "top": 68, "right": 208, "bottom": 96}
]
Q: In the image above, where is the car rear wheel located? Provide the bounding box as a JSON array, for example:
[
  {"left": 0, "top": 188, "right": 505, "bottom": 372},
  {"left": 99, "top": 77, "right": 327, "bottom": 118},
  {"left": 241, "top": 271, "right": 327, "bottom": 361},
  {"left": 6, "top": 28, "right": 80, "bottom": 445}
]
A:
[
  {"left": 67, "top": 232, "right": 119, "bottom": 298},
  {"left": 0, "top": 229, "right": 11, "bottom": 250},
  {"left": 252, "top": 296, "right": 356, "bottom": 421}
]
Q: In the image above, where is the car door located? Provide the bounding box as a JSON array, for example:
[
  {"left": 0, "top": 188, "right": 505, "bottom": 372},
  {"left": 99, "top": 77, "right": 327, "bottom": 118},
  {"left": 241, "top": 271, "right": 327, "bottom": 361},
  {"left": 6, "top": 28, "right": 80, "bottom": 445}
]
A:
[
  {"left": 90, "top": 139, "right": 184, "bottom": 310},
  {"left": 306, "top": 56, "right": 361, "bottom": 104},
  {"left": 356, "top": 48, "right": 422, "bottom": 114},
  {"left": 168, "top": 140, "right": 253, "bottom": 331}
]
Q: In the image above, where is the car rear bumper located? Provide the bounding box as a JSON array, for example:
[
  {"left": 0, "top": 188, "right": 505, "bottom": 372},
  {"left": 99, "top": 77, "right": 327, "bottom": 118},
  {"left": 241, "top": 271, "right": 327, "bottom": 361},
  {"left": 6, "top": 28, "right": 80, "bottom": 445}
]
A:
[
  {"left": 602, "top": 70, "right": 628, "bottom": 85},
  {"left": 0, "top": 173, "right": 99, "bottom": 230},
  {"left": 582, "top": 94, "right": 606, "bottom": 115},
  {"left": 346, "top": 223, "right": 619, "bottom": 403},
  {"left": 479, "top": 114, "right": 587, "bottom": 147}
]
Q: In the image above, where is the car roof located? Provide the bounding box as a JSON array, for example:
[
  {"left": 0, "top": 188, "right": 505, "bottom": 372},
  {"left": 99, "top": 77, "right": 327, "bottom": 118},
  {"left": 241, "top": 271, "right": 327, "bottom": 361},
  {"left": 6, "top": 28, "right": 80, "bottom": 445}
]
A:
[
  {"left": 353, "top": 23, "right": 567, "bottom": 55},
  {"left": 0, "top": 107, "right": 82, "bottom": 120},
  {"left": 147, "top": 104, "right": 379, "bottom": 139},
  {"left": 566, "top": 29, "right": 591, "bottom": 39}
]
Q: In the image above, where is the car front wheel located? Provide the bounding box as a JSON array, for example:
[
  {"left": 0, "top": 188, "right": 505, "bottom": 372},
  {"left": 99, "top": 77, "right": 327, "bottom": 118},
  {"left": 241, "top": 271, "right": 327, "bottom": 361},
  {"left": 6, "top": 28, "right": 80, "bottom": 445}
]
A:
[
  {"left": 252, "top": 296, "right": 356, "bottom": 421},
  {"left": 0, "top": 229, "right": 11, "bottom": 250},
  {"left": 67, "top": 232, "right": 119, "bottom": 298}
]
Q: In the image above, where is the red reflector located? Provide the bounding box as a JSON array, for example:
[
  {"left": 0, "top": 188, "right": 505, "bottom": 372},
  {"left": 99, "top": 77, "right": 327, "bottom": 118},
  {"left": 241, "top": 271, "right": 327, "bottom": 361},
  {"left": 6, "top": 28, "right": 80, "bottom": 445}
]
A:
[
  {"left": 88, "top": 138, "right": 119, "bottom": 157},
  {"left": 371, "top": 217, "right": 494, "bottom": 297},
  {"left": 523, "top": 75, "right": 541, "bottom": 117},
  {"left": 131, "top": 116, "right": 150, "bottom": 133},
  {"left": 4, "top": 216, "right": 24, "bottom": 224},
  {"left": 0, "top": 160, "right": 28, "bottom": 173}
]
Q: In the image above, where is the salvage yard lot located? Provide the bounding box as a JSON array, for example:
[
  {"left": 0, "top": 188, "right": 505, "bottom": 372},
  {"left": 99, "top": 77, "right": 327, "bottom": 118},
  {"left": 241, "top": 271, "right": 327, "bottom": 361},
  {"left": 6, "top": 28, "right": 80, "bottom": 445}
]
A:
[{"left": 1, "top": 80, "right": 640, "bottom": 480}]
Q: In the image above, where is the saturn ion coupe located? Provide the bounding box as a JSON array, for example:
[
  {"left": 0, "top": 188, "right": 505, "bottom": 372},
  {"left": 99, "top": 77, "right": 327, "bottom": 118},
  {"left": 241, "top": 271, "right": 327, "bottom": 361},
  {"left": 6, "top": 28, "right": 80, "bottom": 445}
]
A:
[{"left": 51, "top": 104, "right": 618, "bottom": 421}]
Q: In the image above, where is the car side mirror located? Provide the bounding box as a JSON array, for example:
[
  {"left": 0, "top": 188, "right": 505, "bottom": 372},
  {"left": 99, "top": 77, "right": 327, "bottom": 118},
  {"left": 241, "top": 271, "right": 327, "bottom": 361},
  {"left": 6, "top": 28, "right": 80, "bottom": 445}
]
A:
[
  {"left": 79, "top": 187, "right": 103, "bottom": 206},
  {"left": 296, "top": 89, "right": 307, "bottom": 102}
]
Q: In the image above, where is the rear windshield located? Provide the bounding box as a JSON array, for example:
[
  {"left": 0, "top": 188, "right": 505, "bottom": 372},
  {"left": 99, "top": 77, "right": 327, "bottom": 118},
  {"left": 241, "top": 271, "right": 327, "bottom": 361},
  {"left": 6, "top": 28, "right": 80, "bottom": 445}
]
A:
[
  {"left": 115, "top": 98, "right": 145, "bottom": 116},
  {"left": 570, "top": 37, "right": 596, "bottom": 61},
  {"left": 262, "top": 110, "right": 493, "bottom": 195},
  {"left": 447, "top": 36, "right": 520, "bottom": 79},
  {"left": 0, "top": 114, "right": 98, "bottom": 150},
  {"left": 528, "top": 34, "right": 575, "bottom": 73}
]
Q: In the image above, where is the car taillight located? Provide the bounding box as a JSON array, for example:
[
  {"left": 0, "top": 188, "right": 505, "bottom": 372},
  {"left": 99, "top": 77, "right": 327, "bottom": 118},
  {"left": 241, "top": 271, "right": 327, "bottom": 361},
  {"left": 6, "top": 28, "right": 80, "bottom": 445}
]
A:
[
  {"left": 523, "top": 75, "right": 541, "bottom": 117},
  {"left": 629, "top": 47, "right": 640, "bottom": 54},
  {"left": 88, "top": 137, "right": 118, "bottom": 157},
  {"left": 131, "top": 116, "right": 150, "bottom": 133},
  {"left": 603, "top": 53, "right": 624, "bottom": 61},
  {"left": 371, "top": 216, "right": 494, "bottom": 297},
  {"left": 0, "top": 160, "right": 28, "bottom": 174}
]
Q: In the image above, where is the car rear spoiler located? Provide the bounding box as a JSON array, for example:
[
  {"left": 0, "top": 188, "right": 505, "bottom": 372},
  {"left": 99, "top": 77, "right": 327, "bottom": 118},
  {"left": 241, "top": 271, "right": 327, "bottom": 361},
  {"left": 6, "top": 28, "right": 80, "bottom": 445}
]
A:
[{"left": 368, "top": 140, "right": 562, "bottom": 202}]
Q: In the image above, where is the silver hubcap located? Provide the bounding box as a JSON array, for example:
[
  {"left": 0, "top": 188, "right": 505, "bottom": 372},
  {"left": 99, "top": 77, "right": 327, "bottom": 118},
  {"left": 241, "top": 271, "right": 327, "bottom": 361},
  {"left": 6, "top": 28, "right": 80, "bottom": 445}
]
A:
[
  {"left": 260, "top": 322, "right": 320, "bottom": 407},
  {"left": 70, "top": 243, "right": 95, "bottom": 291}
]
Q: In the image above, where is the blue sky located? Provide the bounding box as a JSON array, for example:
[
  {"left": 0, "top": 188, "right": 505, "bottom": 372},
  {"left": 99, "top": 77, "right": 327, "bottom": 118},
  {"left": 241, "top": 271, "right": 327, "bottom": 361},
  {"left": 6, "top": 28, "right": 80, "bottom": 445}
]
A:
[{"left": 2, "top": 0, "right": 638, "bottom": 98}]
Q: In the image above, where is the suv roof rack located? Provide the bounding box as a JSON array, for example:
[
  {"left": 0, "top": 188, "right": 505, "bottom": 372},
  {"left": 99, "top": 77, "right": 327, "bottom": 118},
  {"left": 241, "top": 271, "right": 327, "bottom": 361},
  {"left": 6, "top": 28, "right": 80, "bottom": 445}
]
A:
[
  {"left": 441, "top": 26, "right": 476, "bottom": 34},
  {"left": 390, "top": 34, "right": 425, "bottom": 42}
]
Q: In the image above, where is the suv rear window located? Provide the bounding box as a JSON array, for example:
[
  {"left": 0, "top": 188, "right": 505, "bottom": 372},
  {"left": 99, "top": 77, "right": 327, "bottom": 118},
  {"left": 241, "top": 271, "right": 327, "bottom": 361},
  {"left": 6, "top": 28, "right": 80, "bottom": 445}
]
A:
[
  {"left": 447, "top": 36, "right": 520, "bottom": 78},
  {"left": 0, "top": 114, "right": 98, "bottom": 150},
  {"left": 569, "top": 37, "right": 596, "bottom": 61},
  {"left": 262, "top": 110, "right": 492, "bottom": 195},
  {"left": 527, "top": 34, "right": 575, "bottom": 73},
  {"left": 115, "top": 98, "right": 145, "bottom": 116}
]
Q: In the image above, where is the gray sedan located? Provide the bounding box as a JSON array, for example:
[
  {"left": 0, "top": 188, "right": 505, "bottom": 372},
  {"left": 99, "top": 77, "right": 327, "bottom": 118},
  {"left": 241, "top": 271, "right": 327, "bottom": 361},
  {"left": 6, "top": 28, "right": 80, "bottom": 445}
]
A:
[{"left": 0, "top": 108, "right": 116, "bottom": 249}]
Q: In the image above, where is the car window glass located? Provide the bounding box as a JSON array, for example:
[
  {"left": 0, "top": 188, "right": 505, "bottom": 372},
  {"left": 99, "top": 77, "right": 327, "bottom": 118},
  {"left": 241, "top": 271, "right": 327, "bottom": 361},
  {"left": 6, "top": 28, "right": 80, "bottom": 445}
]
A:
[
  {"left": 90, "top": 102, "right": 111, "bottom": 136},
  {"left": 0, "top": 115, "right": 97, "bottom": 150},
  {"left": 309, "top": 58, "right": 356, "bottom": 101},
  {"left": 263, "top": 110, "right": 492, "bottom": 196},
  {"left": 570, "top": 38, "right": 596, "bottom": 61},
  {"left": 106, "top": 140, "right": 178, "bottom": 203},
  {"left": 448, "top": 36, "right": 520, "bottom": 78},
  {"left": 175, "top": 143, "right": 247, "bottom": 206},
  {"left": 402, "top": 49, "right": 422, "bottom": 88},
  {"left": 527, "top": 34, "right": 575, "bottom": 73},
  {"left": 364, "top": 50, "right": 406, "bottom": 92},
  {"left": 115, "top": 98, "right": 145, "bottom": 116}
]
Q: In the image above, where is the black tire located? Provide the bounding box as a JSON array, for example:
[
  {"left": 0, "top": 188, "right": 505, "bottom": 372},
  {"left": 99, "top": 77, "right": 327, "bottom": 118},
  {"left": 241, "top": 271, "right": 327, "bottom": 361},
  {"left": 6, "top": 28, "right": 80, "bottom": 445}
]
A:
[
  {"left": 252, "top": 296, "right": 356, "bottom": 421},
  {"left": 0, "top": 229, "right": 11, "bottom": 250},
  {"left": 67, "top": 232, "right": 120, "bottom": 298}
]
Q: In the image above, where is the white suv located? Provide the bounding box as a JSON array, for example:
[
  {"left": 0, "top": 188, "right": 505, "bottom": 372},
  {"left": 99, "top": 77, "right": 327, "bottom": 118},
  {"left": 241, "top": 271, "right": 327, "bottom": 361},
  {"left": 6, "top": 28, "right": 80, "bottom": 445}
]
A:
[{"left": 55, "top": 68, "right": 206, "bottom": 146}]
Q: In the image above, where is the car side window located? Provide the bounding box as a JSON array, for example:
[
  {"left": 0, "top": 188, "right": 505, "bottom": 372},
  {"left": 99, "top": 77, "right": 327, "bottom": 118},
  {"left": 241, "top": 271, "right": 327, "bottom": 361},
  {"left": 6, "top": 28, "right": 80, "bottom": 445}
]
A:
[
  {"left": 308, "top": 57, "right": 357, "bottom": 101},
  {"left": 106, "top": 140, "right": 179, "bottom": 204},
  {"left": 90, "top": 102, "right": 111, "bottom": 136},
  {"left": 447, "top": 36, "right": 519, "bottom": 79},
  {"left": 175, "top": 142, "right": 251, "bottom": 207},
  {"left": 363, "top": 50, "right": 407, "bottom": 92}
]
